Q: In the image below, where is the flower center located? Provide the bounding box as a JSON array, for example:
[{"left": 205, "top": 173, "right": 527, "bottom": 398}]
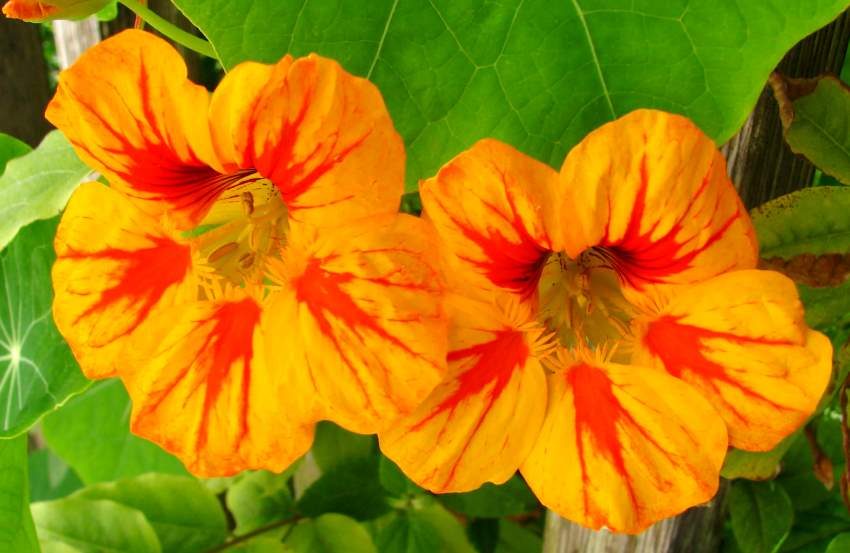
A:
[
  {"left": 190, "top": 175, "right": 288, "bottom": 293},
  {"left": 537, "top": 249, "right": 635, "bottom": 352}
]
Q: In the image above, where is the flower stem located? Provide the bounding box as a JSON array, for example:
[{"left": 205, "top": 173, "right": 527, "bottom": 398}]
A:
[{"left": 118, "top": 0, "right": 215, "bottom": 58}]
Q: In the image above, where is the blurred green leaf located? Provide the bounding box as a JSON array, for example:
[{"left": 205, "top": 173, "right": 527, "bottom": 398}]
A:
[
  {"left": 226, "top": 470, "right": 297, "bottom": 535},
  {"left": 773, "top": 75, "right": 850, "bottom": 185},
  {"left": 467, "top": 518, "right": 499, "bottom": 553},
  {"left": 231, "top": 538, "right": 288, "bottom": 552},
  {"left": 798, "top": 280, "right": 850, "bottom": 332},
  {"left": 28, "top": 448, "right": 83, "bottom": 502},
  {"left": 730, "top": 480, "right": 793, "bottom": 553},
  {"left": 285, "top": 514, "right": 377, "bottom": 553},
  {"left": 0, "top": 134, "right": 31, "bottom": 173},
  {"left": 826, "top": 533, "right": 850, "bottom": 553},
  {"left": 297, "top": 457, "right": 389, "bottom": 520},
  {"left": 438, "top": 476, "right": 537, "bottom": 518},
  {"left": 493, "top": 520, "right": 541, "bottom": 553},
  {"left": 376, "top": 512, "right": 441, "bottom": 553},
  {"left": 0, "top": 217, "right": 90, "bottom": 437},
  {"left": 722, "top": 433, "right": 797, "bottom": 481},
  {"left": 42, "top": 379, "right": 187, "bottom": 484},
  {"left": 0, "top": 131, "right": 91, "bottom": 251},
  {"left": 780, "top": 497, "right": 850, "bottom": 552},
  {"left": 0, "top": 435, "right": 39, "bottom": 552},
  {"left": 312, "top": 422, "right": 375, "bottom": 472},
  {"left": 173, "top": 0, "right": 849, "bottom": 191},
  {"left": 74, "top": 474, "right": 227, "bottom": 553},
  {"left": 412, "top": 502, "right": 476, "bottom": 553},
  {"left": 378, "top": 455, "right": 420, "bottom": 497},
  {"left": 32, "top": 496, "right": 161, "bottom": 553}
]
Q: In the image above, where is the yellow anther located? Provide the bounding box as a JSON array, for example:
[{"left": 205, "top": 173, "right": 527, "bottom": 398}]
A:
[
  {"left": 239, "top": 252, "right": 255, "bottom": 269},
  {"left": 241, "top": 191, "right": 254, "bottom": 216},
  {"left": 207, "top": 241, "right": 238, "bottom": 263}
]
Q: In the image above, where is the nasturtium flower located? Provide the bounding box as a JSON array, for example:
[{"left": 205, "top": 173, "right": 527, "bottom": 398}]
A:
[
  {"left": 2, "top": 0, "right": 109, "bottom": 21},
  {"left": 47, "top": 30, "right": 447, "bottom": 476},
  {"left": 379, "top": 111, "right": 832, "bottom": 533}
]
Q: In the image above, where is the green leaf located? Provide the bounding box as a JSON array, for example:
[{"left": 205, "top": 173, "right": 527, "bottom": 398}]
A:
[
  {"left": 32, "top": 496, "right": 162, "bottom": 553},
  {"left": 721, "top": 433, "right": 797, "bottom": 481},
  {"left": 437, "top": 476, "right": 537, "bottom": 518},
  {"left": 493, "top": 520, "right": 541, "bottom": 553},
  {"left": 74, "top": 474, "right": 227, "bottom": 553},
  {"left": 231, "top": 538, "right": 288, "bottom": 552},
  {"left": 285, "top": 514, "right": 377, "bottom": 553},
  {"left": 466, "top": 518, "right": 499, "bottom": 553},
  {"left": 297, "top": 457, "right": 389, "bottom": 520},
  {"left": 0, "top": 131, "right": 91, "bottom": 251},
  {"left": 798, "top": 280, "right": 850, "bottom": 331},
  {"left": 773, "top": 75, "right": 850, "bottom": 185},
  {"left": 729, "top": 480, "right": 793, "bottom": 553},
  {"left": 780, "top": 497, "right": 850, "bottom": 552},
  {"left": 752, "top": 187, "right": 850, "bottom": 259},
  {"left": 226, "top": 470, "right": 296, "bottom": 535},
  {"left": 172, "top": 0, "right": 849, "bottom": 191},
  {"left": 28, "top": 448, "right": 83, "bottom": 502},
  {"left": 827, "top": 533, "right": 850, "bottom": 553},
  {"left": 0, "top": 133, "right": 31, "bottom": 173},
  {"left": 41, "top": 379, "right": 187, "bottom": 484},
  {"left": 0, "top": 435, "right": 39, "bottom": 553},
  {"left": 312, "top": 422, "right": 375, "bottom": 472},
  {"left": 0, "top": 216, "right": 90, "bottom": 437},
  {"left": 376, "top": 512, "right": 441, "bottom": 553},
  {"left": 411, "top": 502, "right": 476, "bottom": 553},
  {"left": 378, "top": 455, "right": 420, "bottom": 497}
]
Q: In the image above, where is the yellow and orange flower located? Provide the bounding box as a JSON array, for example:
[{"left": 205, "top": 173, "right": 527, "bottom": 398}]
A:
[
  {"left": 48, "top": 30, "right": 447, "bottom": 476},
  {"left": 379, "top": 111, "right": 832, "bottom": 533},
  {"left": 2, "top": 0, "right": 109, "bottom": 21}
]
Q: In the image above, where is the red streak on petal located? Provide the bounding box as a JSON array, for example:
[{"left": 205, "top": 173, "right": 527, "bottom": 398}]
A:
[
  {"left": 567, "top": 363, "right": 634, "bottom": 516},
  {"left": 601, "top": 155, "right": 737, "bottom": 288},
  {"left": 69, "top": 236, "right": 192, "bottom": 337},
  {"left": 644, "top": 315, "right": 791, "bottom": 413}
]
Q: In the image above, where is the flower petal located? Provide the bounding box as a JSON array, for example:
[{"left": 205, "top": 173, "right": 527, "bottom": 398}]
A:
[
  {"left": 520, "top": 359, "right": 727, "bottom": 534},
  {"left": 52, "top": 182, "right": 195, "bottom": 378},
  {"left": 210, "top": 53, "right": 404, "bottom": 225},
  {"left": 265, "top": 215, "right": 447, "bottom": 433},
  {"left": 46, "top": 30, "right": 222, "bottom": 228},
  {"left": 559, "top": 109, "right": 757, "bottom": 289},
  {"left": 420, "top": 139, "right": 559, "bottom": 299},
  {"left": 634, "top": 269, "right": 832, "bottom": 451},
  {"left": 379, "top": 293, "right": 546, "bottom": 492},
  {"left": 123, "top": 295, "right": 315, "bottom": 476}
]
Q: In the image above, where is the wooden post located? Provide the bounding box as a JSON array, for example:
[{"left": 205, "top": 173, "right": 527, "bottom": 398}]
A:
[
  {"left": 52, "top": 17, "right": 101, "bottom": 69},
  {"left": 0, "top": 15, "right": 52, "bottom": 145},
  {"left": 543, "top": 9, "right": 850, "bottom": 553}
]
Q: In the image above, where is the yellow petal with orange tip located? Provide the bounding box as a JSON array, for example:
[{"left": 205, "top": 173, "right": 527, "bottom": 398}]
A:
[
  {"left": 559, "top": 109, "right": 757, "bottom": 290},
  {"left": 122, "top": 293, "right": 315, "bottom": 476},
  {"left": 209, "top": 53, "right": 406, "bottom": 226},
  {"left": 633, "top": 269, "right": 832, "bottom": 451},
  {"left": 420, "top": 139, "right": 560, "bottom": 299},
  {"left": 46, "top": 30, "right": 222, "bottom": 229},
  {"left": 52, "top": 182, "right": 196, "bottom": 379},
  {"left": 520, "top": 357, "right": 727, "bottom": 534},
  {"left": 379, "top": 291, "right": 547, "bottom": 493},
  {"left": 264, "top": 215, "right": 448, "bottom": 434}
]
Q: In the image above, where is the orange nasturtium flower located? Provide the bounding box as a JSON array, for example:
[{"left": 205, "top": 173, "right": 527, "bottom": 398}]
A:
[
  {"left": 46, "top": 30, "right": 447, "bottom": 476},
  {"left": 2, "top": 0, "right": 109, "bottom": 21},
  {"left": 379, "top": 110, "right": 832, "bottom": 533}
]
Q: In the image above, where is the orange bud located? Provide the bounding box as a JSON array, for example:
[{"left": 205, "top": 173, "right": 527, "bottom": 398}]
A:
[{"left": 2, "top": 0, "right": 110, "bottom": 22}]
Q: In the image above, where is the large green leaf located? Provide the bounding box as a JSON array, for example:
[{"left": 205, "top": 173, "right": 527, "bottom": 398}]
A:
[
  {"left": 226, "top": 470, "right": 297, "bottom": 535},
  {"left": 729, "top": 480, "right": 793, "bottom": 553},
  {"left": 494, "top": 520, "right": 541, "bottom": 553},
  {"left": 376, "top": 512, "right": 441, "bottom": 553},
  {"left": 772, "top": 75, "right": 850, "bottom": 185},
  {"left": 172, "top": 0, "right": 850, "bottom": 191},
  {"left": 0, "top": 131, "right": 91, "bottom": 251},
  {"left": 0, "top": 134, "right": 30, "bottom": 173},
  {"left": 721, "top": 433, "right": 797, "bottom": 481},
  {"left": 285, "top": 514, "right": 377, "bottom": 553},
  {"left": 0, "top": 217, "right": 90, "bottom": 437},
  {"left": 28, "top": 448, "right": 83, "bottom": 502},
  {"left": 297, "top": 457, "right": 389, "bottom": 520},
  {"left": 311, "top": 422, "right": 375, "bottom": 472},
  {"left": 74, "top": 474, "right": 227, "bottom": 553},
  {"left": 0, "top": 435, "right": 39, "bottom": 553},
  {"left": 437, "top": 475, "right": 537, "bottom": 518},
  {"left": 32, "top": 496, "right": 162, "bottom": 553},
  {"left": 41, "top": 379, "right": 187, "bottom": 484},
  {"left": 826, "top": 533, "right": 850, "bottom": 553}
]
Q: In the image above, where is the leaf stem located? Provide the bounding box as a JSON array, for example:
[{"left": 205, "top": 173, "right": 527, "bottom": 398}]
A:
[
  {"left": 204, "top": 515, "right": 302, "bottom": 552},
  {"left": 118, "top": 0, "right": 215, "bottom": 58}
]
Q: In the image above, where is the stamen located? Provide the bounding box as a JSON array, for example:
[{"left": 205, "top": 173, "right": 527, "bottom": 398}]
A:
[
  {"left": 208, "top": 242, "right": 238, "bottom": 263},
  {"left": 238, "top": 252, "right": 255, "bottom": 269},
  {"left": 242, "top": 192, "right": 254, "bottom": 216}
]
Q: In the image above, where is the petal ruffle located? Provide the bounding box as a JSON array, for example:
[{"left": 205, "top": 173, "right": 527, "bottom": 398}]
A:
[
  {"left": 520, "top": 359, "right": 727, "bottom": 534},
  {"left": 420, "top": 139, "right": 559, "bottom": 299},
  {"left": 122, "top": 295, "right": 314, "bottom": 476},
  {"left": 379, "top": 293, "right": 546, "bottom": 492},
  {"left": 559, "top": 110, "right": 757, "bottom": 289},
  {"left": 265, "top": 215, "right": 447, "bottom": 433},
  {"left": 46, "top": 30, "right": 221, "bottom": 228},
  {"left": 210, "top": 53, "right": 405, "bottom": 225},
  {"left": 52, "top": 182, "right": 196, "bottom": 378},
  {"left": 634, "top": 269, "right": 832, "bottom": 451}
]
